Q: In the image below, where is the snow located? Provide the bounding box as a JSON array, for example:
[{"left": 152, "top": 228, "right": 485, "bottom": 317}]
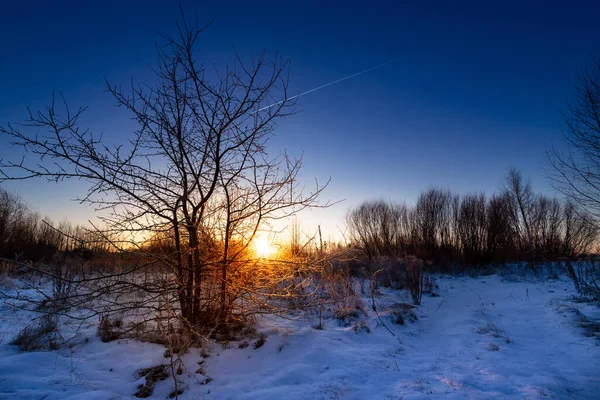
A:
[{"left": 1, "top": 273, "right": 599, "bottom": 399}]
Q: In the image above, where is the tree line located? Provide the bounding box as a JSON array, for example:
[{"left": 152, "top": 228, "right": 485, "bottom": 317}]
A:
[
  {"left": 346, "top": 168, "right": 597, "bottom": 267},
  {"left": 0, "top": 187, "right": 113, "bottom": 262}
]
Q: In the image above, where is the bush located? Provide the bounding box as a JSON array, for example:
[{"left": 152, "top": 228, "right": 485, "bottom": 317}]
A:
[
  {"left": 351, "top": 319, "right": 370, "bottom": 334},
  {"left": 11, "top": 315, "right": 61, "bottom": 351},
  {"left": 372, "top": 257, "right": 405, "bottom": 288},
  {"left": 565, "top": 259, "right": 600, "bottom": 301},
  {"left": 422, "top": 271, "right": 438, "bottom": 297},
  {"left": 390, "top": 303, "right": 418, "bottom": 325},
  {"left": 97, "top": 315, "right": 122, "bottom": 342},
  {"left": 405, "top": 257, "right": 424, "bottom": 305},
  {"left": 48, "top": 253, "right": 81, "bottom": 301},
  {"left": 323, "top": 263, "right": 366, "bottom": 323}
]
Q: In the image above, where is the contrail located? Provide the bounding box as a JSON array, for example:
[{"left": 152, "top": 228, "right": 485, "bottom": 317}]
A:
[{"left": 254, "top": 57, "right": 401, "bottom": 113}]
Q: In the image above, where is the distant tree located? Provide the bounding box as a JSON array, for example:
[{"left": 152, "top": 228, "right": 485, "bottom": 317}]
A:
[
  {"left": 562, "top": 200, "right": 597, "bottom": 257},
  {"left": 531, "top": 196, "right": 563, "bottom": 258},
  {"left": 346, "top": 199, "right": 408, "bottom": 259},
  {"left": 549, "top": 57, "right": 600, "bottom": 223},
  {"left": 504, "top": 168, "right": 536, "bottom": 261},
  {"left": 457, "top": 193, "right": 487, "bottom": 264},
  {"left": 346, "top": 178, "right": 597, "bottom": 270},
  {"left": 486, "top": 192, "right": 515, "bottom": 262},
  {"left": 413, "top": 188, "right": 456, "bottom": 260}
]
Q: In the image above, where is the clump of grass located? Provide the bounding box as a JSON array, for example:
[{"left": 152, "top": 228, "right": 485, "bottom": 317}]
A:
[
  {"left": 405, "top": 257, "right": 424, "bottom": 305},
  {"left": 333, "top": 297, "right": 367, "bottom": 328},
  {"left": 571, "top": 307, "right": 600, "bottom": 339},
  {"left": 477, "top": 320, "right": 506, "bottom": 338},
  {"left": 477, "top": 320, "right": 511, "bottom": 350},
  {"left": 423, "top": 272, "right": 439, "bottom": 297},
  {"left": 352, "top": 319, "right": 370, "bottom": 334},
  {"left": 565, "top": 259, "right": 600, "bottom": 302},
  {"left": 390, "top": 303, "right": 418, "bottom": 325},
  {"left": 334, "top": 307, "right": 360, "bottom": 321},
  {"left": 97, "top": 315, "right": 122, "bottom": 343},
  {"left": 11, "top": 315, "right": 61, "bottom": 351}
]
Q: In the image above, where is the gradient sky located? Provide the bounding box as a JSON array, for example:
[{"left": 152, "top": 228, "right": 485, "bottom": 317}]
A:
[{"left": 1, "top": 1, "right": 599, "bottom": 242}]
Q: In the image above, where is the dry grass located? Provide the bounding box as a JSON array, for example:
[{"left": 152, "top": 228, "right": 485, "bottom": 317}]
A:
[
  {"left": 390, "top": 303, "right": 418, "bottom": 325},
  {"left": 11, "top": 315, "right": 62, "bottom": 352},
  {"left": 477, "top": 320, "right": 506, "bottom": 338},
  {"left": 405, "top": 257, "right": 424, "bottom": 305},
  {"left": 477, "top": 320, "right": 511, "bottom": 349}
]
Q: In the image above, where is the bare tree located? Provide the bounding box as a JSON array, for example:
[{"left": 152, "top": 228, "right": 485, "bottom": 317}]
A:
[
  {"left": 457, "top": 193, "right": 487, "bottom": 264},
  {"left": 413, "top": 188, "right": 456, "bottom": 260},
  {"left": 562, "top": 201, "right": 597, "bottom": 256},
  {"left": 486, "top": 192, "right": 515, "bottom": 262},
  {"left": 530, "top": 196, "right": 563, "bottom": 258},
  {"left": 504, "top": 168, "right": 536, "bottom": 261},
  {"left": 346, "top": 199, "right": 408, "bottom": 259},
  {"left": 0, "top": 15, "right": 327, "bottom": 332},
  {"left": 549, "top": 58, "right": 600, "bottom": 222}
]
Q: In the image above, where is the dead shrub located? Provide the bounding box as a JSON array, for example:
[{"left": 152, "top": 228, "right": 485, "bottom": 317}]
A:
[
  {"left": 334, "top": 307, "right": 361, "bottom": 325},
  {"left": 571, "top": 306, "right": 600, "bottom": 339},
  {"left": 405, "top": 256, "right": 424, "bottom": 305},
  {"left": 372, "top": 257, "right": 405, "bottom": 288},
  {"left": 164, "top": 328, "right": 193, "bottom": 357},
  {"left": 390, "top": 303, "right": 418, "bottom": 325},
  {"left": 477, "top": 320, "right": 510, "bottom": 344},
  {"left": 97, "top": 315, "right": 123, "bottom": 342},
  {"left": 48, "top": 253, "right": 81, "bottom": 301},
  {"left": 323, "top": 263, "right": 366, "bottom": 324},
  {"left": 211, "top": 315, "right": 256, "bottom": 342},
  {"left": 422, "top": 271, "right": 438, "bottom": 297},
  {"left": 11, "top": 315, "right": 61, "bottom": 351},
  {"left": 565, "top": 259, "right": 600, "bottom": 301},
  {"left": 351, "top": 319, "right": 370, "bottom": 334}
]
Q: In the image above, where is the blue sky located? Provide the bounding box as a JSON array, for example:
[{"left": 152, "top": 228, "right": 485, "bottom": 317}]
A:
[{"left": 1, "top": 1, "right": 599, "bottom": 240}]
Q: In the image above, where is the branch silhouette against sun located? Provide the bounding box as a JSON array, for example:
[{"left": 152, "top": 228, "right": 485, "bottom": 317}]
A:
[{"left": 0, "top": 12, "right": 332, "bottom": 333}]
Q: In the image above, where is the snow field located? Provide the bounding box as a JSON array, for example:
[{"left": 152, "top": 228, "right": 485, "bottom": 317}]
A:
[{"left": 1, "top": 274, "right": 598, "bottom": 399}]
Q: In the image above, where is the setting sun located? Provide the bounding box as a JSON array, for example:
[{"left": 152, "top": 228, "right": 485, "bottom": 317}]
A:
[{"left": 253, "top": 236, "right": 276, "bottom": 258}]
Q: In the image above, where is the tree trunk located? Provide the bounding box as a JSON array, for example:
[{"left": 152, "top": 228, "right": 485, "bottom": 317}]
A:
[{"left": 189, "top": 227, "right": 203, "bottom": 326}]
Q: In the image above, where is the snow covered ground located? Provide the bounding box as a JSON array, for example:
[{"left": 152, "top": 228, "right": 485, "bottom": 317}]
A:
[{"left": 1, "top": 273, "right": 599, "bottom": 399}]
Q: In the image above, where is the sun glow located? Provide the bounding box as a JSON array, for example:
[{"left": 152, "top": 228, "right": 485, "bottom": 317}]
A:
[{"left": 253, "top": 236, "right": 276, "bottom": 258}]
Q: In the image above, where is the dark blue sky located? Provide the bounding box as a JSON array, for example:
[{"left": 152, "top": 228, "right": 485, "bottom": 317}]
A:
[{"left": 1, "top": 1, "right": 599, "bottom": 239}]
